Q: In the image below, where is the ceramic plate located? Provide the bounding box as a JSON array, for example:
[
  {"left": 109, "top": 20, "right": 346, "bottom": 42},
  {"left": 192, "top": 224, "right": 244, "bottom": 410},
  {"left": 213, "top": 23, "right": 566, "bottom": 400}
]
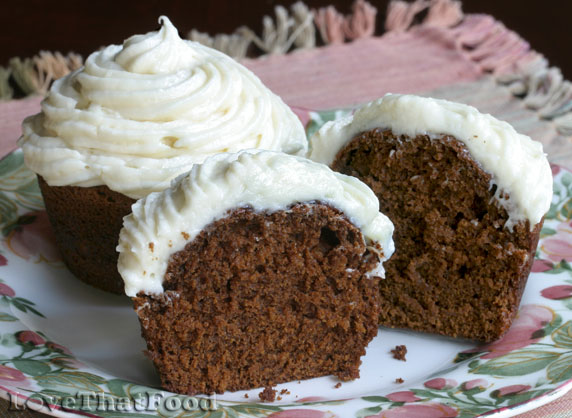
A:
[{"left": 0, "top": 132, "right": 571, "bottom": 418}]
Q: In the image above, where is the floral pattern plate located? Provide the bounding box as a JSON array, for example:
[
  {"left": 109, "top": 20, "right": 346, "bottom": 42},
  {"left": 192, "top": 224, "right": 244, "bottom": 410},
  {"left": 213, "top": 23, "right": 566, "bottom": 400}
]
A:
[{"left": 0, "top": 127, "right": 571, "bottom": 418}]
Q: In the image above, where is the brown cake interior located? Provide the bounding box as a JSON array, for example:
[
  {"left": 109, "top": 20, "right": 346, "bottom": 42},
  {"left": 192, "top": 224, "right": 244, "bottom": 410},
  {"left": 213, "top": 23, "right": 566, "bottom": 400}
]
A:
[
  {"left": 133, "top": 203, "right": 382, "bottom": 395},
  {"left": 331, "top": 129, "right": 541, "bottom": 342},
  {"left": 38, "top": 176, "right": 135, "bottom": 294}
]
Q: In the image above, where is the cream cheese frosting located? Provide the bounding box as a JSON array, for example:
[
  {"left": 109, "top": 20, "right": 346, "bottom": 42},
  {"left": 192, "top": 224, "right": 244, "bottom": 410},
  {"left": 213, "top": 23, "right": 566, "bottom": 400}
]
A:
[
  {"left": 18, "top": 16, "right": 307, "bottom": 199},
  {"left": 309, "top": 94, "right": 553, "bottom": 230},
  {"left": 117, "top": 151, "right": 395, "bottom": 297}
]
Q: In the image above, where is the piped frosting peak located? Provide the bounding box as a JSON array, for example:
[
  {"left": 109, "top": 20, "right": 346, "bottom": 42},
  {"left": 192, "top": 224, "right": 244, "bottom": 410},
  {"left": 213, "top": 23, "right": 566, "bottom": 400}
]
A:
[{"left": 19, "top": 16, "right": 307, "bottom": 199}]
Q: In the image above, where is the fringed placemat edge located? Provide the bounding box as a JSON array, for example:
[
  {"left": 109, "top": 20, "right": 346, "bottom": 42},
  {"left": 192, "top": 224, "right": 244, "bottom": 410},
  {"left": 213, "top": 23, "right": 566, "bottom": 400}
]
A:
[{"left": 1, "top": 0, "right": 570, "bottom": 136}]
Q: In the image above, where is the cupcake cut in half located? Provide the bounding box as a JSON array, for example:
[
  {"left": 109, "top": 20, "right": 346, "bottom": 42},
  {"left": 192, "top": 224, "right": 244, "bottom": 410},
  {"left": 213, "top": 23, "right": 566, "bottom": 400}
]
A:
[
  {"left": 18, "top": 16, "right": 307, "bottom": 293},
  {"left": 117, "top": 151, "right": 394, "bottom": 394},
  {"left": 309, "top": 94, "right": 553, "bottom": 342}
]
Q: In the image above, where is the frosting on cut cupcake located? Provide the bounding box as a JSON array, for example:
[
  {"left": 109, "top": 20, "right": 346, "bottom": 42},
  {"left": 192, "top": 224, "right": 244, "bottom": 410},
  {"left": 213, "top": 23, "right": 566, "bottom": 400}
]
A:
[
  {"left": 19, "top": 16, "right": 307, "bottom": 199},
  {"left": 309, "top": 94, "right": 553, "bottom": 230},
  {"left": 118, "top": 151, "right": 395, "bottom": 297}
]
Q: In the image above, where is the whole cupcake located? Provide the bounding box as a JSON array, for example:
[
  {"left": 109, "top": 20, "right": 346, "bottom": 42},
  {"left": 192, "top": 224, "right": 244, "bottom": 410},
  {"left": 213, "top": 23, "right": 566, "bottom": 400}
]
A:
[{"left": 18, "top": 16, "right": 307, "bottom": 293}]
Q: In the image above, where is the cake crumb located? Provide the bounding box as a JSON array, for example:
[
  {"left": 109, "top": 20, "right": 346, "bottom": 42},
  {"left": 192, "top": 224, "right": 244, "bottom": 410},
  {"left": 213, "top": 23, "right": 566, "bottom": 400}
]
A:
[
  {"left": 395, "top": 378, "right": 404, "bottom": 384},
  {"left": 244, "top": 394, "right": 249, "bottom": 399},
  {"left": 277, "top": 396, "right": 282, "bottom": 401},
  {"left": 259, "top": 386, "right": 277, "bottom": 402},
  {"left": 181, "top": 231, "right": 190, "bottom": 240},
  {"left": 391, "top": 345, "right": 407, "bottom": 361},
  {"left": 334, "top": 382, "right": 342, "bottom": 389},
  {"left": 279, "top": 389, "right": 290, "bottom": 395},
  {"left": 148, "top": 242, "right": 154, "bottom": 252}
]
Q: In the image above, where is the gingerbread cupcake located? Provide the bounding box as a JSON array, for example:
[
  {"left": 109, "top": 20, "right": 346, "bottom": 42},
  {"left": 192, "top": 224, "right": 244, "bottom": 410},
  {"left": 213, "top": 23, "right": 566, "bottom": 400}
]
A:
[
  {"left": 117, "top": 150, "right": 394, "bottom": 394},
  {"left": 18, "top": 17, "right": 307, "bottom": 293},
  {"left": 309, "top": 94, "right": 552, "bottom": 342}
]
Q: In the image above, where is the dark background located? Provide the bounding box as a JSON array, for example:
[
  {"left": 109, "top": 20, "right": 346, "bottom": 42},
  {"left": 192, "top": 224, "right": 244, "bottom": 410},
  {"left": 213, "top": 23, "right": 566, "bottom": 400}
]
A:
[{"left": 1, "top": 0, "right": 571, "bottom": 78}]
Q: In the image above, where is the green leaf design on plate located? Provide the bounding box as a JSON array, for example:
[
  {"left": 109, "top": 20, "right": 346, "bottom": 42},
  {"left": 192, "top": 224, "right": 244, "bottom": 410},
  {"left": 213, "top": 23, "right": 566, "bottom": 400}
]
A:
[
  {"left": 35, "top": 371, "right": 107, "bottom": 394},
  {"left": 534, "top": 312, "right": 563, "bottom": 340},
  {"left": 560, "top": 198, "right": 572, "bottom": 220},
  {"left": 0, "top": 152, "right": 25, "bottom": 180},
  {"left": 457, "top": 407, "right": 495, "bottom": 418},
  {"left": 0, "top": 156, "right": 39, "bottom": 200},
  {"left": 453, "top": 352, "right": 481, "bottom": 364},
  {"left": 552, "top": 320, "right": 572, "bottom": 348},
  {"left": 13, "top": 179, "right": 43, "bottom": 210},
  {"left": 361, "top": 396, "right": 390, "bottom": 403},
  {"left": 106, "top": 378, "right": 130, "bottom": 398},
  {"left": 12, "top": 359, "right": 51, "bottom": 376},
  {"left": 229, "top": 404, "right": 282, "bottom": 416},
  {"left": 546, "top": 352, "right": 572, "bottom": 383},
  {"left": 0, "top": 191, "right": 18, "bottom": 226},
  {"left": 0, "top": 312, "right": 17, "bottom": 322},
  {"left": 305, "top": 109, "right": 352, "bottom": 139},
  {"left": 356, "top": 405, "right": 382, "bottom": 418},
  {"left": 0, "top": 332, "right": 17, "bottom": 347},
  {"left": 10, "top": 296, "right": 45, "bottom": 318},
  {"left": 470, "top": 350, "right": 561, "bottom": 376},
  {"left": 540, "top": 227, "right": 557, "bottom": 238},
  {"left": 561, "top": 172, "right": 572, "bottom": 188},
  {"left": 499, "top": 389, "right": 551, "bottom": 406}
]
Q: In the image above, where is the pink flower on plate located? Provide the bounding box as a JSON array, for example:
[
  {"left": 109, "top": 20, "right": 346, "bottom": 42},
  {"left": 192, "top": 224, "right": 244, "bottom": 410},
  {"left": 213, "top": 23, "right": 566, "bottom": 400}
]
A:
[
  {"left": 268, "top": 410, "right": 337, "bottom": 418},
  {"left": 366, "top": 402, "right": 458, "bottom": 418},
  {"left": 0, "top": 365, "right": 29, "bottom": 388},
  {"left": 557, "top": 220, "right": 572, "bottom": 235},
  {"left": 296, "top": 396, "right": 328, "bottom": 403},
  {"left": 0, "top": 283, "right": 15, "bottom": 297},
  {"left": 424, "top": 378, "right": 457, "bottom": 390},
  {"left": 16, "top": 331, "right": 45, "bottom": 346},
  {"left": 4, "top": 211, "right": 61, "bottom": 263},
  {"left": 386, "top": 391, "right": 421, "bottom": 403},
  {"left": 541, "top": 238, "right": 572, "bottom": 263},
  {"left": 463, "top": 305, "right": 554, "bottom": 359},
  {"left": 49, "top": 356, "right": 84, "bottom": 370},
  {"left": 46, "top": 342, "right": 72, "bottom": 355},
  {"left": 492, "top": 384, "right": 531, "bottom": 398},
  {"left": 531, "top": 259, "right": 553, "bottom": 273},
  {"left": 461, "top": 379, "right": 488, "bottom": 391},
  {"left": 541, "top": 285, "right": 572, "bottom": 300}
]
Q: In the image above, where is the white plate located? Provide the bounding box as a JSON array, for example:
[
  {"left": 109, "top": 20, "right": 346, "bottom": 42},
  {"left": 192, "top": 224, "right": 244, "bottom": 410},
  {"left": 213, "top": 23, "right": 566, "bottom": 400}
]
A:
[{"left": 0, "top": 148, "right": 570, "bottom": 418}]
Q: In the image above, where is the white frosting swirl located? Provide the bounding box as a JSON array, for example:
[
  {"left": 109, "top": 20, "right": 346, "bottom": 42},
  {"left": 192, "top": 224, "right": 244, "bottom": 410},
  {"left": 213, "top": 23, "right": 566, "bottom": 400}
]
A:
[
  {"left": 117, "top": 151, "right": 395, "bottom": 297},
  {"left": 309, "top": 94, "right": 553, "bottom": 229},
  {"left": 18, "top": 16, "right": 307, "bottom": 199}
]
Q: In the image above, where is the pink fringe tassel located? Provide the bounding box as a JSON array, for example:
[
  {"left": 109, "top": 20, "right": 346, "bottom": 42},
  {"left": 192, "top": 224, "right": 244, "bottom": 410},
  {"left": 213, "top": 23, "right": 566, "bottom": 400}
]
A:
[{"left": 314, "top": 0, "right": 377, "bottom": 44}]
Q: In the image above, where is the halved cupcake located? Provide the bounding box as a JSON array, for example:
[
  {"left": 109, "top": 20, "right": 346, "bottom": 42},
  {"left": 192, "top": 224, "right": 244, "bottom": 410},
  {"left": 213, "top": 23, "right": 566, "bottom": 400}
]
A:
[
  {"left": 309, "top": 94, "right": 552, "bottom": 342},
  {"left": 117, "top": 151, "right": 394, "bottom": 394}
]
